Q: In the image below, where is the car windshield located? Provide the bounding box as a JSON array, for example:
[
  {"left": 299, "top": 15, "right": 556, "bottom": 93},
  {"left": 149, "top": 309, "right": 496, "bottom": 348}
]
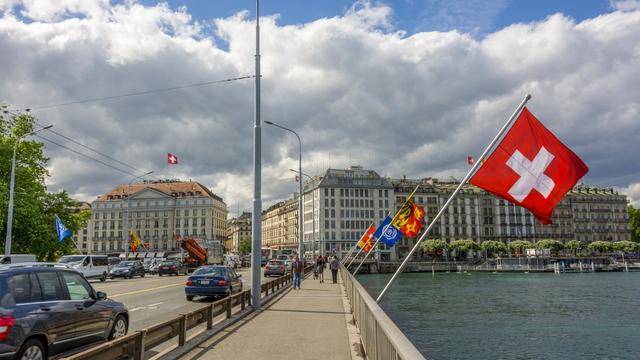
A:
[
  {"left": 193, "top": 267, "right": 226, "bottom": 276},
  {"left": 117, "top": 261, "right": 135, "bottom": 267},
  {"left": 59, "top": 256, "right": 86, "bottom": 263}
]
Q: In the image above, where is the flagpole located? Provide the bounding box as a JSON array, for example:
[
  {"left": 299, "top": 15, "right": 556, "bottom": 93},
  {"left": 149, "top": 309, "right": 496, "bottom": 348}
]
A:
[
  {"left": 341, "top": 245, "right": 357, "bottom": 265},
  {"left": 376, "top": 94, "right": 532, "bottom": 303},
  {"left": 352, "top": 237, "right": 381, "bottom": 275}
]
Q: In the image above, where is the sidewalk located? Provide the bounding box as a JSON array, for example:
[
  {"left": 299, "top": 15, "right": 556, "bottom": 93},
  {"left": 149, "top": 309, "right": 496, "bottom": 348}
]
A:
[{"left": 178, "top": 271, "right": 354, "bottom": 360}]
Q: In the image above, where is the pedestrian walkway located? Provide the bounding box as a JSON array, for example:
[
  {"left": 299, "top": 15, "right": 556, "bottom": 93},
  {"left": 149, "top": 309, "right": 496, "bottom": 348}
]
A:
[{"left": 178, "top": 272, "right": 354, "bottom": 360}]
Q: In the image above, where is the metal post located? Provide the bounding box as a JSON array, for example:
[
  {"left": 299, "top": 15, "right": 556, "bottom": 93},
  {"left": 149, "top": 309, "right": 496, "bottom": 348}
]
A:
[
  {"left": 376, "top": 94, "right": 532, "bottom": 303},
  {"left": 251, "top": 0, "right": 263, "bottom": 310}
]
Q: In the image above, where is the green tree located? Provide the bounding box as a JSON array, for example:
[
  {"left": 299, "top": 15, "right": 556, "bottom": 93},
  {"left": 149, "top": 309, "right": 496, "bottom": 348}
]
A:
[
  {"left": 238, "top": 236, "right": 252, "bottom": 255},
  {"left": 508, "top": 240, "right": 533, "bottom": 256},
  {"left": 481, "top": 240, "right": 507, "bottom": 257},
  {"left": 449, "top": 239, "right": 480, "bottom": 260},
  {"left": 612, "top": 240, "right": 640, "bottom": 253},
  {"left": 565, "top": 240, "right": 585, "bottom": 257},
  {"left": 588, "top": 240, "right": 612, "bottom": 254},
  {"left": 421, "top": 239, "right": 448, "bottom": 259},
  {"left": 535, "top": 239, "right": 565, "bottom": 256},
  {"left": 0, "top": 109, "right": 89, "bottom": 260},
  {"left": 629, "top": 204, "right": 640, "bottom": 242}
]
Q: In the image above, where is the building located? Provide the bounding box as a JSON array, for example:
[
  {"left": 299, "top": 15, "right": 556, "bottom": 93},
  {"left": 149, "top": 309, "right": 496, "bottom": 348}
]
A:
[
  {"left": 71, "top": 202, "right": 92, "bottom": 254},
  {"left": 89, "top": 180, "right": 227, "bottom": 254},
  {"left": 226, "top": 212, "right": 252, "bottom": 253},
  {"left": 261, "top": 194, "right": 299, "bottom": 250}
]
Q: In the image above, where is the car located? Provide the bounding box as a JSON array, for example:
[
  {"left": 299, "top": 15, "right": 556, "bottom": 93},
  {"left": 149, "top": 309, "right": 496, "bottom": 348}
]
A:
[
  {"left": 263, "top": 260, "right": 286, "bottom": 277},
  {"left": 283, "top": 260, "right": 292, "bottom": 272},
  {"left": 157, "top": 260, "right": 188, "bottom": 276},
  {"left": 0, "top": 255, "right": 37, "bottom": 265},
  {"left": 58, "top": 255, "right": 110, "bottom": 282},
  {"left": 185, "top": 265, "right": 243, "bottom": 301},
  {"left": 109, "top": 261, "right": 145, "bottom": 279},
  {"left": 0, "top": 265, "right": 129, "bottom": 360},
  {"left": 148, "top": 262, "right": 160, "bottom": 275}
]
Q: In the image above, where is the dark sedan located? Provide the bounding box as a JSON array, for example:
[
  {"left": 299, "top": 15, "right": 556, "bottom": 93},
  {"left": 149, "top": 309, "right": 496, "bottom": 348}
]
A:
[
  {"left": 109, "top": 261, "right": 145, "bottom": 279},
  {"left": 0, "top": 265, "right": 128, "bottom": 360},
  {"left": 158, "top": 261, "right": 188, "bottom": 276},
  {"left": 185, "top": 266, "right": 243, "bottom": 301}
]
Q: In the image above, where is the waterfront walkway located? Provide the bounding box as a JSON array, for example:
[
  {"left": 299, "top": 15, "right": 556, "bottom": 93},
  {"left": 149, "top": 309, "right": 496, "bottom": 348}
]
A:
[{"left": 178, "top": 272, "right": 358, "bottom": 360}]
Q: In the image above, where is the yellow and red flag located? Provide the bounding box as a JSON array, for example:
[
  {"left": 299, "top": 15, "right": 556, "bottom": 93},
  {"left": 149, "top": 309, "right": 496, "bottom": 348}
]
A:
[
  {"left": 391, "top": 198, "right": 425, "bottom": 238},
  {"left": 130, "top": 229, "right": 142, "bottom": 252},
  {"left": 357, "top": 224, "right": 376, "bottom": 254}
]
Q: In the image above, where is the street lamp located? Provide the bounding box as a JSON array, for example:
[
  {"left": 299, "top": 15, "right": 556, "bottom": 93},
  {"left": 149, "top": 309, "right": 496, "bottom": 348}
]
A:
[
  {"left": 5, "top": 124, "right": 53, "bottom": 256},
  {"left": 124, "top": 171, "right": 153, "bottom": 256},
  {"left": 264, "top": 120, "right": 304, "bottom": 260},
  {"left": 290, "top": 169, "right": 316, "bottom": 257}
]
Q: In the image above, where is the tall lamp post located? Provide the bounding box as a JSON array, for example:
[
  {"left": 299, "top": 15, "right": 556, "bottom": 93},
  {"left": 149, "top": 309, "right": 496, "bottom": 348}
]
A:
[
  {"left": 5, "top": 124, "right": 53, "bottom": 256},
  {"left": 264, "top": 121, "right": 304, "bottom": 260},
  {"left": 124, "top": 171, "right": 153, "bottom": 256},
  {"left": 290, "top": 169, "right": 315, "bottom": 257}
]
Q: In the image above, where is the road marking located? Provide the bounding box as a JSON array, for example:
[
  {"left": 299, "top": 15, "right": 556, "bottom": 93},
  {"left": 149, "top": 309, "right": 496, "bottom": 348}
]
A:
[
  {"left": 109, "top": 283, "right": 184, "bottom": 298},
  {"left": 129, "top": 302, "right": 164, "bottom": 312}
]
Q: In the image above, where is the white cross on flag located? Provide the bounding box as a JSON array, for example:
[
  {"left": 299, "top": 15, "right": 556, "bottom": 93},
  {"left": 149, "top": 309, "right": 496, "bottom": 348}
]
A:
[
  {"left": 470, "top": 107, "right": 588, "bottom": 224},
  {"left": 167, "top": 153, "right": 178, "bottom": 165}
]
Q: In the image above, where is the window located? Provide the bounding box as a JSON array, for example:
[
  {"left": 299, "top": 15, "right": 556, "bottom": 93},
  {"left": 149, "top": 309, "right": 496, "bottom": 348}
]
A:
[
  {"left": 92, "top": 256, "right": 108, "bottom": 266},
  {"left": 8, "top": 273, "right": 41, "bottom": 304},
  {"left": 37, "top": 272, "right": 65, "bottom": 301},
  {"left": 62, "top": 272, "right": 92, "bottom": 301}
]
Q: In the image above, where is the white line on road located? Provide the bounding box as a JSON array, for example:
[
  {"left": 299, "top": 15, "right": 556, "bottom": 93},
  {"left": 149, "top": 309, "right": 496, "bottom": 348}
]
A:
[{"left": 129, "top": 302, "right": 164, "bottom": 312}]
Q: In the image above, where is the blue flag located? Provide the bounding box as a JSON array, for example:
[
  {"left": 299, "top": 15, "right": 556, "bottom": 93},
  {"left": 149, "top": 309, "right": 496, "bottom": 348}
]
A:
[
  {"left": 55, "top": 215, "right": 72, "bottom": 242},
  {"left": 373, "top": 215, "right": 402, "bottom": 247}
]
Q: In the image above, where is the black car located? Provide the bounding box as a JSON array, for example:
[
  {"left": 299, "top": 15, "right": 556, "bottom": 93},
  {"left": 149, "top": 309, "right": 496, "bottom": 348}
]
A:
[
  {"left": 109, "top": 261, "right": 145, "bottom": 279},
  {"left": 0, "top": 265, "right": 129, "bottom": 360},
  {"left": 157, "top": 260, "right": 188, "bottom": 276}
]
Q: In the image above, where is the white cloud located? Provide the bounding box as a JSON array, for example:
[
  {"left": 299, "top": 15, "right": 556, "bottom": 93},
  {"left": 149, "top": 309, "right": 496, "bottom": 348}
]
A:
[
  {"left": 619, "top": 183, "right": 640, "bottom": 207},
  {"left": 1, "top": 1, "right": 639, "bottom": 216},
  {"left": 611, "top": 0, "right": 640, "bottom": 12}
]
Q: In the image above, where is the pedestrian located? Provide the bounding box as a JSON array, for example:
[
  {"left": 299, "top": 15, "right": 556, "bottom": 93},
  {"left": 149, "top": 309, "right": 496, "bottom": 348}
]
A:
[
  {"left": 316, "top": 255, "right": 325, "bottom": 283},
  {"left": 291, "top": 255, "right": 303, "bottom": 290},
  {"left": 330, "top": 256, "right": 339, "bottom": 284}
]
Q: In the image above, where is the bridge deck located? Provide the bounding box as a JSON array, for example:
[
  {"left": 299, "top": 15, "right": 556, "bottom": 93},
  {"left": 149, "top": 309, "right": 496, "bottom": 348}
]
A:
[{"left": 178, "top": 272, "right": 354, "bottom": 360}]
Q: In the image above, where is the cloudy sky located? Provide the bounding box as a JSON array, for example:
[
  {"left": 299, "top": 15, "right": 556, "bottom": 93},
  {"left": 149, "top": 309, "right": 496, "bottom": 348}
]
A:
[{"left": 1, "top": 0, "right": 639, "bottom": 215}]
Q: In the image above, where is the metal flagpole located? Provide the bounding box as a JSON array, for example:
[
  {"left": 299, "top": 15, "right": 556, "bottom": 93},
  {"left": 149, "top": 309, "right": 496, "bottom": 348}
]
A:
[
  {"left": 346, "top": 246, "right": 365, "bottom": 268},
  {"left": 376, "top": 94, "right": 532, "bottom": 303},
  {"left": 341, "top": 244, "right": 357, "bottom": 265},
  {"left": 353, "top": 184, "right": 422, "bottom": 275}
]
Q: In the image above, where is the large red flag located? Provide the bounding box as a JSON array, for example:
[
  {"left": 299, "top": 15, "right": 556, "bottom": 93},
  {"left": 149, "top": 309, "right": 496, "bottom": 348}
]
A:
[{"left": 470, "top": 107, "right": 588, "bottom": 224}]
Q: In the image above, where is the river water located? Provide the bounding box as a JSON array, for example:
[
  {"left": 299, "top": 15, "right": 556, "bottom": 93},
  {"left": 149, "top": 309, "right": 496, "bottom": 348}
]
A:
[{"left": 357, "top": 271, "right": 640, "bottom": 360}]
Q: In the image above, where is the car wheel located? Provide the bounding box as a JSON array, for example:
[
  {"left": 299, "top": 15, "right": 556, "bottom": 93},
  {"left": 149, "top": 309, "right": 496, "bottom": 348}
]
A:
[
  {"left": 110, "top": 275, "right": 115, "bottom": 280},
  {"left": 158, "top": 273, "right": 162, "bottom": 277},
  {"left": 100, "top": 272, "right": 107, "bottom": 282},
  {"left": 141, "top": 273, "right": 145, "bottom": 278},
  {"left": 109, "top": 315, "right": 128, "bottom": 340},
  {"left": 16, "top": 338, "right": 45, "bottom": 360},
  {"left": 186, "top": 295, "right": 194, "bottom": 301}
]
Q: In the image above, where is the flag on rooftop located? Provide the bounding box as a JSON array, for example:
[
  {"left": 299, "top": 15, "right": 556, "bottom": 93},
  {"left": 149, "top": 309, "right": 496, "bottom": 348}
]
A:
[
  {"left": 467, "top": 156, "right": 474, "bottom": 165},
  {"left": 168, "top": 153, "right": 178, "bottom": 164},
  {"left": 55, "top": 215, "right": 72, "bottom": 242},
  {"left": 469, "top": 107, "right": 588, "bottom": 224}
]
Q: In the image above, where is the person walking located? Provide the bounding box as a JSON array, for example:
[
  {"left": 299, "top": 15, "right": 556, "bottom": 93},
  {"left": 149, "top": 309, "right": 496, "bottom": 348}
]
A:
[
  {"left": 316, "top": 255, "right": 325, "bottom": 283},
  {"left": 291, "top": 255, "right": 303, "bottom": 290},
  {"left": 330, "top": 256, "right": 339, "bottom": 284}
]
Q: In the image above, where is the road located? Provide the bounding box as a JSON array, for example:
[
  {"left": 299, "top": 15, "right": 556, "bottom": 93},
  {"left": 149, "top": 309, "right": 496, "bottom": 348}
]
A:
[{"left": 89, "top": 267, "right": 266, "bottom": 331}]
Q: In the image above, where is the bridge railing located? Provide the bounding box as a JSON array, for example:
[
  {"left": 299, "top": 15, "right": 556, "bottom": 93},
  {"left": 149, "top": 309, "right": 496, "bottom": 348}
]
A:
[{"left": 340, "top": 263, "right": 426, "bottom": 360}]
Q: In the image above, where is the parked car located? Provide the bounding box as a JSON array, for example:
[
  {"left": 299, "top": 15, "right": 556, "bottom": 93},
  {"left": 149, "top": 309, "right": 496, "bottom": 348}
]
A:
[
  {"left": 264, "top": 260, "right": 286, "bottom": 277},
  {"left": 58, "top": 255, "right": 110, "bottom": 282},
  {"left": 0, "top": 255, "right": 37, "bottom": 265},
  {"left": 0, "top": 265, "right": 129, "bottom": 360},
  {"left": 108, "top": 257, "right": 121, "bottom": 270},
  {"left": 157, "top": 260, "right": 188, "bottom": 276},
  {"left": 148, "top": 261, "right": 160, "bottom": 275},
  {"left": 241, "top": 255, "right": 251, "bottom": 267},
  {"left": 185, "top": 265, "right": 243, "bottom": 301},
  {"left": 283, "top": 259, "right": 292, "bottom": 272},
  {"left": 109, "top": 261, "right": 145, "bottom": 279}
]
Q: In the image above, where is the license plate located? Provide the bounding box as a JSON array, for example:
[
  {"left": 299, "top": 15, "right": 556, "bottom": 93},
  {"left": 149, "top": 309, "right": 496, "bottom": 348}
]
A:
[{"left": 200, "top": 280, "right": 209, "bottom": 285}]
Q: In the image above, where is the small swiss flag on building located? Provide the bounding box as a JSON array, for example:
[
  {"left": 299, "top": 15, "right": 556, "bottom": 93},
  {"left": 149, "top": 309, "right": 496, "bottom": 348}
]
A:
[
  {"left": 167, "top": 153, "right": 178, "bottom": 165},
  {"left": 467, "top": 156, "right": 474, "bottom": 165},
  {"left": 470, "top": 107, "right": 588, "bottom": 224}
]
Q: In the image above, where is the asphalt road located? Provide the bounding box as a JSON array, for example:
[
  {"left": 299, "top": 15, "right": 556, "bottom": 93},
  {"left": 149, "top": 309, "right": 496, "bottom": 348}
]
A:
[{"left": 89, "top": 267, "right": 266, "bottom": 331}]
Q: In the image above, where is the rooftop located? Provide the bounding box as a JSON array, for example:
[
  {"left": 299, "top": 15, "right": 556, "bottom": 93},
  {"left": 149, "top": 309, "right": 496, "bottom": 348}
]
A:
[{"left": 97, "top": 180, "right": 225, "bottom": 203}]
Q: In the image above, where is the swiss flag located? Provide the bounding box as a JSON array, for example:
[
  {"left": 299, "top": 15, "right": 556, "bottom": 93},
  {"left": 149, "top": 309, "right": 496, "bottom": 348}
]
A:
[
  {"left": 470, "top": 107, "right": 588, "bottom": 224},
  {"left": 167, "top": 153, "right": 178, "bottom": 164},
  {"left": 467, "top": 156, "right": 474, "bottom": 165}
]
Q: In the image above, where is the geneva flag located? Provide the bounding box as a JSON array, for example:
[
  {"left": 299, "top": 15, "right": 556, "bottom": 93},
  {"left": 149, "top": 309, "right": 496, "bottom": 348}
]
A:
[
  {"left": 391, "top": 198, "right": 425, "bottom": 237},
  {"left": 470, "top": 107, "right": 588, "bottom": 224}
]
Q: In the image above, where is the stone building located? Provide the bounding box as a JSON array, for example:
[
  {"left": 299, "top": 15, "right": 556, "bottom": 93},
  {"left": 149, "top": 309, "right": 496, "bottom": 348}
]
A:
[
  {"left": 226, "top": 212, "right": 252, "bottom": 253},
  {"left": 71, "top": 202, "right": 92, "bottom": 254},
  {"left": 261, "top": 194, "right": 299, "bottom": 250}
]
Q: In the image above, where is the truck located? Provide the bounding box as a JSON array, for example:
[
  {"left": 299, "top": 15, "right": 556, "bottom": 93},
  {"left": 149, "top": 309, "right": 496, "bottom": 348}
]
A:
[{"left": 180, "top": 238, "right": 223, "bottom": 270}]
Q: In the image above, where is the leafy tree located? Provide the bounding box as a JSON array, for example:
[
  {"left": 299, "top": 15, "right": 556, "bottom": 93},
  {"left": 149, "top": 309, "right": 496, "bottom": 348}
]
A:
[
  {"left": 0, "top": 109, "right": 89, "bottom": 260},
  {"left": 449, "top": 239, "right": 480, "bottom": 260},
  {"left": 481, "top": 240, "right": 507, "bottom": 257},
  {"left": 629, "top": 204, "right": 640, "bottom": 242},
  {"left": 535, "top": 239, "right": 565, "bottom": 256},
  {"left": 238, "top": 236, "right": 252, "bottom": 255},
  {"left": 508, "top": 240, "right": 532, "bottom": 256},
  {"left": 612, "top": 240, "right": 639, "bottom": 253},
  {"left": 565, "top": 240, "right": 585, "bottom": 257},
  {"left": 588, "top": 240, "right": 612, "bottom": 254},
  {"left": 421, "top": 239, "right": 448, "bottom": 259}
]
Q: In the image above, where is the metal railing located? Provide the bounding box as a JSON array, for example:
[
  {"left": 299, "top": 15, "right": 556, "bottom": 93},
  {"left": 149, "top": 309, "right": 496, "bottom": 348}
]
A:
[
  {"left": 62, "top": 268, "right": 311, "bottom": 360},
  {"left": 340, "top": 263, "right": 426, "bottom": 360}
]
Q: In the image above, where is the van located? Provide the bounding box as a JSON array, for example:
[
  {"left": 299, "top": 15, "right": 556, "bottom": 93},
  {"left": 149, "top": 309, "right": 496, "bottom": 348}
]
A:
[
  {"left": 0, "top": 254, "right": 37, "bottom": 264},
  {"left": 58, "top": 255, "right": 110, "bottom": 281}
]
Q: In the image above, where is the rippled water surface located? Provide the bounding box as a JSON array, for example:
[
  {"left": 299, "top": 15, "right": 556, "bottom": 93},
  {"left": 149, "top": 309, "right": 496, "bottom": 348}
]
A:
[{"left": 357, "top": 271, "right": 640, "bottom": 360}]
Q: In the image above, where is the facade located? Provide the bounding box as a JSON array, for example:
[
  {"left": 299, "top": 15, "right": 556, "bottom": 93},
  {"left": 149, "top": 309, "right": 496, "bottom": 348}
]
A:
[
  {"left": 261, "top": 194, "right": 299, "bottom": 250},
  {"left": 226, "top": 212, "right": 252, "bottom": 253},
  {"left": 262, "top": 166, "right": 631, "bottom": 260},
  {"left": 71, "top": 202, "right": 92, "bottom": 254},
  {"left": 89, "top": 180, "right": 227, "bottom": 254}
]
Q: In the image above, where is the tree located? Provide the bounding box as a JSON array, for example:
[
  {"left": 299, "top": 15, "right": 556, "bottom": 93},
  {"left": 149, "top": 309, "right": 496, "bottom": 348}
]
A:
[
  {"left": 481, "top": 240, "right": 507, "bottom": 257},
  {"left": 449, "top": 239, "right": 480, "bottom": 260},
  {"left": 421, "top": 239, "right": 448, "bottom": 259},
  {"left": 535, "top": 239, "right": 565, "bottom": 256},
  {"left": 565, "top": 240, "right": 585, "bottom": 257},
  {"left": 0, "top": 109, "right": 89, "bottom": 260},
  {"left": 629, "top": 204, "right": 640, "bottom": 242},
  {"left": 238, "top": 236, "right": 252, "bottom": 255},
  {"left": 588, "top": 241, "right": 612, "bottom": 254},
  {"left": 508, "top": 240, "right": 532, "bottom": 256},
  {"left": 612, "top": 240, "right": 639, "bottom": 253}
]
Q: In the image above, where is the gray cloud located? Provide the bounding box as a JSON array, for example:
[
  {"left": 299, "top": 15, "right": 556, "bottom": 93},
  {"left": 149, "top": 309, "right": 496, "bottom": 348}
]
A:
[{"left": 1, "top": 1, "right": 639, "bottom": 215}]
